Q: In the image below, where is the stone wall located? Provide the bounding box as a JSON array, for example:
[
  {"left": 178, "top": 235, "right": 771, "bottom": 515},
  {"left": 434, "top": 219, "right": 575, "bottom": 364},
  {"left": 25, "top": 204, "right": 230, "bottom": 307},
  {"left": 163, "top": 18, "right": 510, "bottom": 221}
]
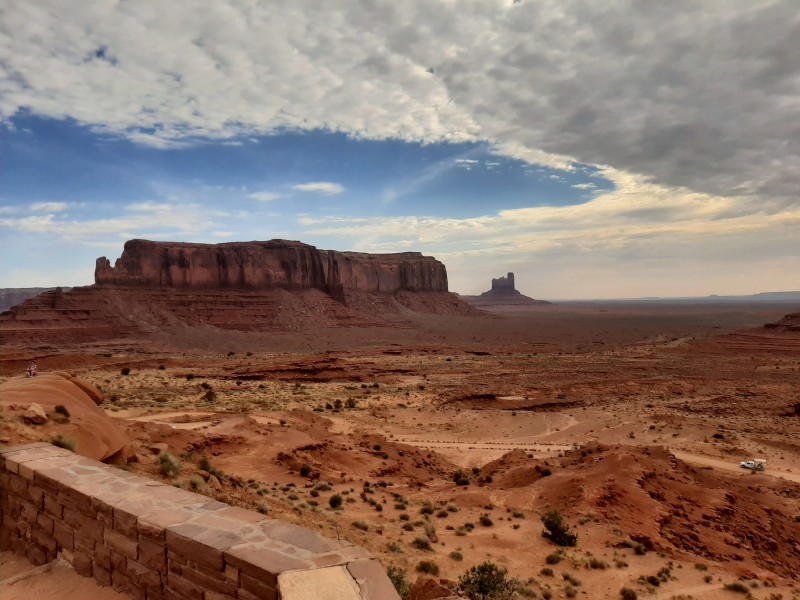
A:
[{"left": 0, "top": 443, "right": 399, "bottom": 600}]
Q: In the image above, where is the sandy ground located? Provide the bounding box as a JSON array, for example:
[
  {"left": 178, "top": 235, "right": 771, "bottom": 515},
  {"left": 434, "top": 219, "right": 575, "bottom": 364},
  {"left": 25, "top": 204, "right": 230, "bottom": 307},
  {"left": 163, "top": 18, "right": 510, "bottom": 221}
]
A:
[{"left": 1, "top": 301, "right": 799, "bottom": 599}]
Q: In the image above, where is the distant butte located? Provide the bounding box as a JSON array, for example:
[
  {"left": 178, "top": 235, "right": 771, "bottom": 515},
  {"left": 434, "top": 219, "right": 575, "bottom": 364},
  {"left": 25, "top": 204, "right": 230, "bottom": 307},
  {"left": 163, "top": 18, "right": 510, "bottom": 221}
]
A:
[{"left": 460, "top": 272, "right": 550, "bottom": 308}]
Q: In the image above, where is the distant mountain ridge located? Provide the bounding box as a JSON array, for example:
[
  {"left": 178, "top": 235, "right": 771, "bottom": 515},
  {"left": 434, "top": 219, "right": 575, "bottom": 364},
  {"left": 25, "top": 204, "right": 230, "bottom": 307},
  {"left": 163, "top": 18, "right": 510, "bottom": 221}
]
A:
[{"left": 0, "top": 287, "right": 71, "bottom": 312}]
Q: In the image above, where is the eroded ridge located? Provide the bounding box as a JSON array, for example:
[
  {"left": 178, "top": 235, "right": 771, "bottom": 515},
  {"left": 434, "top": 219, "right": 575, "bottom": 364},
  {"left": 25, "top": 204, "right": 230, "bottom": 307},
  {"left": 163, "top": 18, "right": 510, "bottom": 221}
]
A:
[{"left": 0, "top": 443, "right": 398, "bottom": 600}]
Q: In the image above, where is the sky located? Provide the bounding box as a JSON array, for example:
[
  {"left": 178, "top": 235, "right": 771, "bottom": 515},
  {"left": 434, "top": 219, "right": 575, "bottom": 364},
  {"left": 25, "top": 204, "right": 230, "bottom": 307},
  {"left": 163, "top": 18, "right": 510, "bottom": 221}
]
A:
[{"left": 1, "top": 1, "right": 798, "bottom": 299}]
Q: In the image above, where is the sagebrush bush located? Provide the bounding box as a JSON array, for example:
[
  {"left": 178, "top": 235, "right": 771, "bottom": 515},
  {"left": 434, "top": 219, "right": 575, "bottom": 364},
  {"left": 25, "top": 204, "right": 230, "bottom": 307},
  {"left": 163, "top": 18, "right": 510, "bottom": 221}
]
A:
[
  {"left": 387, "top": 566, "right": 411, "bottom": 598},
  {"left": 159, "top": 453, "right": 181, "bottom": 477},
  {"left": 541, "top": 510, "right": 577, "bottom": 547},
  {"left": 458, "top": 561, "right": 510, "bottom": 599}
]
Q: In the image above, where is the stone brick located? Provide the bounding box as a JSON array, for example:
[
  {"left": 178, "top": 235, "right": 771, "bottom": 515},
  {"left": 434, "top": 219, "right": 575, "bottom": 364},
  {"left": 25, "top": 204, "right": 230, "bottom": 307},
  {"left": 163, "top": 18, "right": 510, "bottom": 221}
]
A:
[
  {"left": 73, "top": 552, "right": 93, "bottom": 577},
  {"left": 114, "top": 505, "right": 141, "bottom": 537},
  {"left": 139, "top": 536, "right": 166, "bottom": 571},
  {"left": 8, "top": 474, "right": 27, "bottom": 497},
  {"left": 346, "top": 558, "right": 402, "bottom": 600},
  {"left": 205, "top": 592, "right": 237, "bottom": 600},
  {"left": 278, "top": 566, "right": 362, "bottom": 600},
  {"left": 94, "top": 543, "right": 112, "bottom": 570},
  {"left": 166, "top": 523, "right": 246, "bottom": 571},
  {"left": 20, "top": 501, "right": 38, "bottom": 525},
  {"left": 36, "top": 511, "right": 54, "bottom": 535},
  {"left": 224, "top": 563, "right": 239, "bottom": 584},
  {"left": 26, "top": 543, "right": 48, "bottom": 566},
  {"left": 180, "top": 565, "right": 236, "bottom": 596},
  {"left": 94, "top": 562, "right": 112, "bottom": 586},
  {"left": 54, "top": 519, "right": 74, "bottom": 551},
  {"left": 64, "top": 506, "right": 104, "bottom": 541},
  {"left": 165, "top": 571, "right": 204, "bottom": 600},
  {"left": 104, "top": 527, "right": 138, "bottom": 559},
  {"left": 236, "top": 588, "right": 274, "bottom": 600},
  {"left": 110, "top": 549, "right": 127, "bottom": 572},
  {"left": 43, "top": 494, "right": 63, "bottom": 519},
  {"left": 138, "top": 507, "right": 194, "bottom": 540},
  {"left": 146, "top": 589, "right": 166, "bottom": 600},
  {"left": 74, "top": 531, "right": 96, "bottom": 556},
  {"left": 238, "top": 572, "right": 278, "bottom": 600},
  {"left": 112, "top": 569, "right": 146, "bottom": 600},
  {"left": 224, "top": 544, "right": 312, "bottom": 587},
  {"left": 34, "top": 528, "right": 57, "bottom": 555},
  {"left": 126, "top": 558, "right": 164, "bottom": 592},
  {"left": 260, "top": 520, "right": 340, "bottom": 554},
  {"left": 27, "top": 485, "right": 44, "bottom": 509}
]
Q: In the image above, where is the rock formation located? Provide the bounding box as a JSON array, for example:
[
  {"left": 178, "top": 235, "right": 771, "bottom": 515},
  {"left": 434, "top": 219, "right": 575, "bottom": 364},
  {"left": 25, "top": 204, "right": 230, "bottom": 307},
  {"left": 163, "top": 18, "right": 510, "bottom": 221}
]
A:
[
  {"left": 95, "top": 239, "right": 448, "bottom": 295},
  {"left": 0, "top": 239, "right": 477, "bottom": 346},
  {"left": 460, "top": 272, "right": 549, "bottom": 308},
  {"left": 0, "top": 373, "right": 132, "bottom": 462}
]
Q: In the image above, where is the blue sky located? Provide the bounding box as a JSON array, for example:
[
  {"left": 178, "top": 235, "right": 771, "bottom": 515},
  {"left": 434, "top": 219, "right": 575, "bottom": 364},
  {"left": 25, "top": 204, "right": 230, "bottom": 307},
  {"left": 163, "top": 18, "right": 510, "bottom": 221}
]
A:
[{"left": 1, "top": 1, "right": 798, "bottom": 298}]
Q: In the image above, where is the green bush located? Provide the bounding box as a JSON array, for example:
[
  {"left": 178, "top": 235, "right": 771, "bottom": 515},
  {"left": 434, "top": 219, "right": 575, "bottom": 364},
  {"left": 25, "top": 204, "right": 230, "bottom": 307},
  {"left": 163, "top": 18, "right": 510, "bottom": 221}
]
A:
[
  {"left": 387, "top": 566, "right": 411, "bottom": 599},
  {"left": 619, "top": 588, "right": 637, "bottom": 600},
  {"left": 449, "top": 550, "right": 463, "bottom": 561},
  {"left": 412, "top": 537, "right": 432, "bottom": 551},
  {"left": 724, "top": 582, "right": 750, "bottom": 594},
  {"left": 458, "top": 561, "right": 510, "bottom": 599},
  {"left": 300, "top": 464, "right": 312, "bottom": 477},
  {"left": 541, "top": 510, "right": 577, "bottom": 547},
  {"left": 545, "top": 552, "right": 562, "bottom": 564},
  {"left": 329, "top": 494, "right": 343, "bottom": 509}
]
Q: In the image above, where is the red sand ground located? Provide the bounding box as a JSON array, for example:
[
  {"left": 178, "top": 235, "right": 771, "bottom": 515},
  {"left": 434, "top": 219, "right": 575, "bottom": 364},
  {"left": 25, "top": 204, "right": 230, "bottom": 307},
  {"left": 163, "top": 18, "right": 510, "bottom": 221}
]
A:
[{"left": 1, "top": 301, "right": 799, "bottom": 599}]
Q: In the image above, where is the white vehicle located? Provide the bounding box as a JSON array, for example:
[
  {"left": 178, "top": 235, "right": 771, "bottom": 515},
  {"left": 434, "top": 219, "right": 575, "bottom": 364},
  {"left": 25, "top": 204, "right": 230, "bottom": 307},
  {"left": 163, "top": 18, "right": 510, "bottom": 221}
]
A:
[{"left": 740, "top": 459, "right": 766, "bottom": 471}]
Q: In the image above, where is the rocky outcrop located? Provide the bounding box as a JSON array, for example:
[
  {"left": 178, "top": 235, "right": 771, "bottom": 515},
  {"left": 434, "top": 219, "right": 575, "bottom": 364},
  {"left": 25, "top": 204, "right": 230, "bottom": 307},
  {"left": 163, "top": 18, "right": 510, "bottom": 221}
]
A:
[
  {"left": 95, "top": 239, "right": 448, "bottom": 295},
  {"left": 460, "top": 272, "right": 550, "bottom": 308},
  {"left": 764, "top": 312, "right": 800, "bottom": 332},
  {"left": 1, "top": 239, "right": 476, "bottom": 346},
  {"left": 0, "top": 287, "right": 69, "bottom": 312}
]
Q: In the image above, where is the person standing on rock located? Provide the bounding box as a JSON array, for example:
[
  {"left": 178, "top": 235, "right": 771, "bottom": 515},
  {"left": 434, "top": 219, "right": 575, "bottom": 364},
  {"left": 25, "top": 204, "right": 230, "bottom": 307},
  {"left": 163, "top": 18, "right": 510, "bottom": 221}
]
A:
[{"left": 26, "top": 362, "right": 37, "bottom": 377}]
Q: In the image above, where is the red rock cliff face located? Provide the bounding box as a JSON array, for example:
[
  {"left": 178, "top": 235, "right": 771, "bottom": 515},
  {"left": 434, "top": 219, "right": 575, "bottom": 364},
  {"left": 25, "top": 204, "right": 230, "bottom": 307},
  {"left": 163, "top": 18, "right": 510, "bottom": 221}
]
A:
[{"left": 95, "top": 239, "right": 449, "bottom": 294}]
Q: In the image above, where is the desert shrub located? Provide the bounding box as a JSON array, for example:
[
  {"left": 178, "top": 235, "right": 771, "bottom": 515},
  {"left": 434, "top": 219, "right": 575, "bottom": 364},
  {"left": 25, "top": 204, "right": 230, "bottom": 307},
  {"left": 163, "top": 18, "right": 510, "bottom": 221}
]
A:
[
  {"left": 189, "top": 475, "right": 205, "bottom": 490},
  {"left": 186, "top": 374, "right": 195, "bottom": 381},
  {"left": 329, "top": 494, "right": 343, "bottom": 509},
  {"left": 449, "top": 550, "right": 463, "bottom": 561},
  {"left": 416, "top": 560, "right": 439, "bottom": 576},
  {"left": 346, "top": 398, "right": 357, "bottom": 408},
  {"left": 402, "top": 523, "right": 414, "bottom": 531},
  {"left": 412, "top": 537, "right": 432, "bottom": 551},
  {"left": 387, "top": 566, "right": 411, "bottom": 599},
  {"left": 540, "top": 567, "right": 554, "bottom": 576},
  {"left": 545, "top": 552, "right": 562, "bottom": 565},
  {"left": 51, "top": 435, "right": 76, "bottom": 451},
  {"left": 424, "top": 522, "right": 438, "bottom": 543},
  {"left": 159, "top": 453, "right": 181, "bottom": 477},
  {"left": 541, "top": 510, "right": 577, "bottom": 547},
  {"left": 300, "top": 464, "right": 312, "bottom": 477},
  {"left": 588, "top": 558, "right": 608, "bottom": 569},
  {"left": 479, "top": 514, "right": 493, "bottom": 527},
  {"left": 694, "top": 563, "right": 708, "bottom": 571},
  {"left": 565, "top": 587, "right": 577, "bottom": 598},
  {"left": 724, "top": 582, "right": 750, "bottom": 594},
  {"left": 458, "top": 561, "right": 510, "bottom": 599},
  {"left": 257, "top": 501, "right": 269, "bottom": 514},
  {"left": 54, "top": 405, "right": 70, "bottom": 418},
  {"left": 352, "top": 520, "right": 369, "bottom": 531},
  {"left": 202, "top": 389, "right": 217, "bottom": 402},
  {"left": 645, "top": 575, "right": 660, "bottom": 587},
  {"left": 619, "top": 588, "right": 637, "bottom": 600},
  {"left": 120, "top": 367, "right": 131, "bottom": 376},
  {"left": 562, "top": 573, "right": 581, "bottom": 587},
  {"left": 334, "top": 398, "right": 343, "bottom": 409},
  {"left": 420, "top": 503, "right": 435, "bottom": 515}
]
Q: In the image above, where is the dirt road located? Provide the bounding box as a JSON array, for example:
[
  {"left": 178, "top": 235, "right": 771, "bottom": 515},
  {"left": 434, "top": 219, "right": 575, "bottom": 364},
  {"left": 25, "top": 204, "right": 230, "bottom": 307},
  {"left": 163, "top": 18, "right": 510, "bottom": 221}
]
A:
[{"left": 671, "top": 450, "right": 800, "bottom": 484}]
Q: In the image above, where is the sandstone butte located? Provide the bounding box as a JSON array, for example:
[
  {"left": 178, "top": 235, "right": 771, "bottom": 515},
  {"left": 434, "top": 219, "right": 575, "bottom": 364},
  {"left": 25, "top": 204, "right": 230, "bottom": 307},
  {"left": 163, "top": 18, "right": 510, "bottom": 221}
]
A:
[
  {"left": 460, "top": 272, "right": 549, "bottom": 308},
  {"left": 94, "top": 239, "right": 449, "bottom": 295},
  {"left": 0, "top": 239, "right": 476, "bottom": 346}
]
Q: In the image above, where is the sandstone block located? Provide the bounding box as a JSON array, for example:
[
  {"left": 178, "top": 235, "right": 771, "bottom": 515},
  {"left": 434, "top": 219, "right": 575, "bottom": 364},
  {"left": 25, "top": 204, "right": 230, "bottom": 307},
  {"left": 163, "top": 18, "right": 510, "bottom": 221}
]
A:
[
  {"left": 181, "top": 564, "right": 237, "bottom": 595},
  {"left": 139, "top": 536, "right": 166, "bottom": 571},
  {"left": 166, "top": 522, "right": 246, "bottom": 571},
  {"left": 53, "top": 519, "right": 74, "bottom": 550},
  {"left": 27, "top": 484, "right": 44, "bottom": 508},
  {"left": 43, "top": 493, "right": 63, "bottom": 518},
  {"left": 346, "top": 559, "right": 402, "bottom": 600},
  {"left": 94, "top": 562, "right": 112, "bottom": 586},
  {"left": 64, "top": 506, "right": 104, "bottom": 541},
  {"left": 127, "top": 558, "right": 164, "bottom": 592},
  {"left": 113, "top": 569, "right": 146, "bottom": 600},
  {"left": 105, "top": 527, "right": 139, "bottom": 559},
  {"left": 36, "top": 511, "right": 54, "bottom": 535},
  {"left": 278, "top": 566, "right": 361, "bottom": 600},
  {"left": 224, "top": 544, "right": 313, "bottom": 587},
  {"left": 238, "top": 571, "right": 278, "bottom": 599},
  {"left": 165, "top": 571, "right": 204, "bottom": 600},
  {"left": 73, "top": 552, "right": 94, "bottom": 577}
]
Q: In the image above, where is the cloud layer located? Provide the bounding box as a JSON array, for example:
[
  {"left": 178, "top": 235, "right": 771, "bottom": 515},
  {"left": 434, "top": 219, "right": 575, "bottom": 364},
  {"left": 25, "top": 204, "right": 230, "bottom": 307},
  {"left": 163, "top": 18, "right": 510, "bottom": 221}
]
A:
[{"left": 3, "top": 0, "right": 798, "bottom": 202}]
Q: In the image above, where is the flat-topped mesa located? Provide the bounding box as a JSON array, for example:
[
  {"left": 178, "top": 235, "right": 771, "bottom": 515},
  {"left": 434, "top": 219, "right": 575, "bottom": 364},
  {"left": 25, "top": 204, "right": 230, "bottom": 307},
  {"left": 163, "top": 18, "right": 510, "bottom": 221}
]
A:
[{"left": 95, "top": 239, "right": 448, "bottom": 295}]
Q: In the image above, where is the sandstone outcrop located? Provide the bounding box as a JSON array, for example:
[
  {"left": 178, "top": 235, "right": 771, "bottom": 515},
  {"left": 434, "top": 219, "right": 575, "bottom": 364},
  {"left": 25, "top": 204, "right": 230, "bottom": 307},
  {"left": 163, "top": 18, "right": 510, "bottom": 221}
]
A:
[
  {"left": 0, "top": 373, "right": 132, "bottom": 462},
  {"left": 1, "top": 239, "right": 477, "bottom": 347},
  {"left": 460, "top": 272, "right": 550, "bottom": 308},
  {"left": 95, "top": 239, "right": 448, "bottom": 294}
]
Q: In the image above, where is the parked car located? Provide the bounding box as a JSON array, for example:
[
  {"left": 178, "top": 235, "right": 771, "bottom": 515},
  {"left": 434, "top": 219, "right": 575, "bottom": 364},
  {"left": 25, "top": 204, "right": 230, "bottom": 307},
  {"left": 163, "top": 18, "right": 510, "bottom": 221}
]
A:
[{"left": 739, "top": 459, "right": 766, "bottom": 471}]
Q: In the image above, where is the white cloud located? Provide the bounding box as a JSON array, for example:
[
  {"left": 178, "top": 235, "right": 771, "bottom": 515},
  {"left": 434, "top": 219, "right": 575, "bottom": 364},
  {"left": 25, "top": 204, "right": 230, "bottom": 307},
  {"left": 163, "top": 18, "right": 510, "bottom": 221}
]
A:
[
  {"left": 247, "top": 191, "right": 283, "bottom": 203},
  {"left": 291, "top": 182, "right": 344, "bottom": 196},
  {"left": 571, "top": 183, "right": 595, "bottom": 190},
  {"left": 29, "top": 201, "right": 68, "bottom": 212}
]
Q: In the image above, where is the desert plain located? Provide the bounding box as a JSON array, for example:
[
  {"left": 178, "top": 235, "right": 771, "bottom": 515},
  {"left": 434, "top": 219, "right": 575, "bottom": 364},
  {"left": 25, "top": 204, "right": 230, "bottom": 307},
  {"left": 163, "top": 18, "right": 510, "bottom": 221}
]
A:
[{"left": 2, "top": 297, "right": 799, "bottom": 600}]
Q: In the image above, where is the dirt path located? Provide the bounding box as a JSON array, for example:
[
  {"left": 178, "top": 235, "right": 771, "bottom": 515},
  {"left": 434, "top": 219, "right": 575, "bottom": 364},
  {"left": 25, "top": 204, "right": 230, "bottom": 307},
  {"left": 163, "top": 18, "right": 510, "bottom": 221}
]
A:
[{"left": 672, "top": 450, "right": 800, "bottom": 484}]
